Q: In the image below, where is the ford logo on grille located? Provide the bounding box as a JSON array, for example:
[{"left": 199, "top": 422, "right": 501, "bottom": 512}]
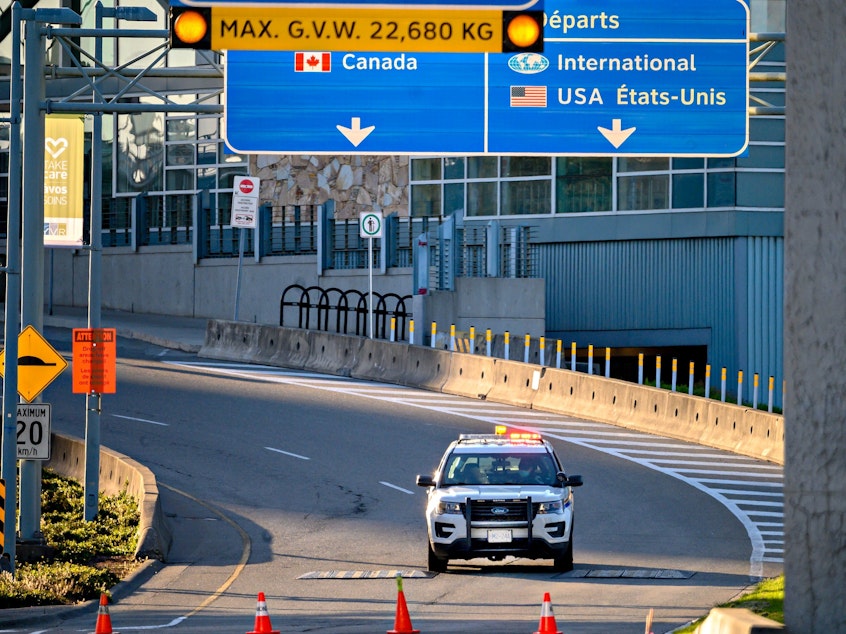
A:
[{"left": 491, "top": 507, "right": 510, "bottom": 515}]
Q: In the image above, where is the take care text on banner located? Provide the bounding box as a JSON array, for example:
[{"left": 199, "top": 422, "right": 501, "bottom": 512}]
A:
[{"left": 44, "top": 114, "right": 84, "bottom": 247}]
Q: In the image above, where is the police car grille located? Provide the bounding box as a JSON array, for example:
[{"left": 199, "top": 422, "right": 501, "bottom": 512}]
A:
[{"left": 470, "top": 500, "right": 531, "bottom": 521}]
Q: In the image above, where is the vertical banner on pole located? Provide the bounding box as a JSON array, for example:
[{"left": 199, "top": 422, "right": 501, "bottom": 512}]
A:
[{"left": 44, "top": 115, "right": 84, "bottom": 247}]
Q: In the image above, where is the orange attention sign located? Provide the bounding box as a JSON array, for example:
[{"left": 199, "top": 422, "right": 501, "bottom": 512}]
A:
[{"left": 72, "top": 329, "right": 117, "bottom": 394}]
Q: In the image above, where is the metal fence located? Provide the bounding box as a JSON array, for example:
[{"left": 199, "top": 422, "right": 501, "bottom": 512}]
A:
[{"left": 97, "top": 193, "right": 539, "bottom": 291}]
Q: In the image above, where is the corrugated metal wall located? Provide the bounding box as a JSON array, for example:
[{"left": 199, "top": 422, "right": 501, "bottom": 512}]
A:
[
  {"left": 741, "top": 236, "right": 784, "bottom": 407},
  {"left": 539, "top": 236, "right": 783, "bottom": 407}
]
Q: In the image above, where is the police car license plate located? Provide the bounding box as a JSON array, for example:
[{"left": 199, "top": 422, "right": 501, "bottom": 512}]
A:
[{"left": 487, "top": 529, "right": 512, "bottom": 543}]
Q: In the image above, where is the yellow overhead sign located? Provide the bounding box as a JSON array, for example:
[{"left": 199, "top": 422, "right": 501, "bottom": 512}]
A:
[
  {"left": 0, "top": 325, "right": 69, "bottom": 402},
  {"left": 210, "top": 7, "right": 507, "bottom": 53}
]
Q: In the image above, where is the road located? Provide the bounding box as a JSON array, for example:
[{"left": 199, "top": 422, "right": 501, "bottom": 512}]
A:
[{"left": 8, "top": 328, "right": 783, "bottom": 633}]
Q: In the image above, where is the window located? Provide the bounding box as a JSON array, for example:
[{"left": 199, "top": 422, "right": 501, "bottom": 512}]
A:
[
  {"left": 617, "top": 158, "right": 668, "bottom": 211},
  {"left": 411, "top": 156, "right": 552, "bottom": 217},
  {"left": 443, "top": 452, "right": 559, "bottom": 486},
  {"left": 410, "top": 148, "right": 782, "bottom": 217},
  {"left": 116, "top": 109, "right": 164, "bottom": 193},
  {"left": 555, "top": 158, "right": 612, "bottom": 212}
]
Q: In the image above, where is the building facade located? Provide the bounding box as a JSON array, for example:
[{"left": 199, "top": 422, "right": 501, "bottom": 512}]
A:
[{"left": 0, "top": 0, "right": 786, "bottom": 405}]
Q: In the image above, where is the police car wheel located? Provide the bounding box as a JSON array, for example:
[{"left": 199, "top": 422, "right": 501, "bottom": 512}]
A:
[
  {"left": 553, "top": 526, "right": 574, "bottom": 572},
  {"left": 427, "top": 543, "right": 448, "bottom": 573}
]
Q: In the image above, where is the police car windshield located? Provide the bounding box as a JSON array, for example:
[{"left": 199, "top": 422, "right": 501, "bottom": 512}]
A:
[{"left": 443, "top": 452, "right": 558, "bottom": 486}]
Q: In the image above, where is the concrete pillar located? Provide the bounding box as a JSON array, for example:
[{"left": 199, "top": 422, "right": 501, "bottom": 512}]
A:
[{"left": 784, "top": 1, "right": 846, "bottom": 631}]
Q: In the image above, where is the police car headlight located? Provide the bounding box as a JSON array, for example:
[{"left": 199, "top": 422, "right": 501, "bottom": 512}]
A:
[
  {"left": 536, "top": 500, "right": 563, "bottom": 514},
  {"left": 436, "top": 501, "right": 463, "bottom": 515}
]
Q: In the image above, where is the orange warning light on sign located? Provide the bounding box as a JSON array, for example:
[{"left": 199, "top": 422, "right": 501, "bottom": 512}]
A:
[{"left": 72, "top": 328, "right": 117, "bottom": 394}]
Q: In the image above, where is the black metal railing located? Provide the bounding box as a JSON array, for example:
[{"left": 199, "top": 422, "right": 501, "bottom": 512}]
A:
[{"left": 280, "top": 284, "right": 412, "bottom": 340}]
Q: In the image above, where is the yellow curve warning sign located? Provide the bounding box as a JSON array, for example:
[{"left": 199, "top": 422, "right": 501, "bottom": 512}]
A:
[{"left": 0, "top": 325, "right": 69, "bottom": 402}]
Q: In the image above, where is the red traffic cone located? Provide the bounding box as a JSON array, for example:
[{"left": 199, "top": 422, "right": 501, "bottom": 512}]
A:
[
  {"left": 91, "top": 593, "right": 116, "bottom": 634},
  {"left": 534, "top": 592, "right": 563, "bottom": 634},
  {"left": 247, "top": 592, "right": 280, "bottom": 634},
  {"left": 387, "top": 574, "right": 420, "bottom": 634}
]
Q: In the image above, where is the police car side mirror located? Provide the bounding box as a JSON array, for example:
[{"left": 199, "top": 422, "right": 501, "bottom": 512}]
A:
[
  {"left": 556, "top": 472, "right": 583, "bottom": 487},
  {"left": 416, "top": 475, "right": 435, "bottom": 487},
  {"left": 565, "top": 474, "right": 584, "bottom": 487}
]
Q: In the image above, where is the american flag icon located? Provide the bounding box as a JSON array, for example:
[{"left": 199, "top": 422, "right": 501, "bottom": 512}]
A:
[{"left": 510, "top": 86, "right": 547, "bottom": 107}]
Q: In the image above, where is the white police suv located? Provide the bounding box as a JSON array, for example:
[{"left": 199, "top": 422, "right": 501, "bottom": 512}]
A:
[{"left": 416, "top": 427, "right": 583, "bottom": 573}]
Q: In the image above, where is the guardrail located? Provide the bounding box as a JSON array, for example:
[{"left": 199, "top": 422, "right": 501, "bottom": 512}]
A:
[
  {"left": 199, "top": 320, "right": 784, "bottom": 465},
  {"left": 430, "top": 323, "right": 781, "bottom": 413}
]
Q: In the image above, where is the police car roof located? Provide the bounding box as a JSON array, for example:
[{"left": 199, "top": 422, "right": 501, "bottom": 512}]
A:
[{"left": 454, "top": 434, "right": 548, "bottom": 450}]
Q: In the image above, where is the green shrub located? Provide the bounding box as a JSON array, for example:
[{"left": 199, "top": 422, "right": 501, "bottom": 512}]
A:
[
  {"left": 0, "top": 562, "right": 119, "bottom": 608},
  {"left": 0, "top": 469, "right": 140, "bottom": 607},
  {"left": 39, "top": 471, "right": 139, "bottom": 563}
]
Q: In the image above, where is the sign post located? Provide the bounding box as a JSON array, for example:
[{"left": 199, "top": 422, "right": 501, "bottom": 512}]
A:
[
  {"left": 360, "top": 211, "right": 383, "bottom": 339},
  {"left": 0, "top": 478, "right": 5, "bottom": 554},
  {"left": 232, "top": 176, "right": 260, "bottom": 321}
]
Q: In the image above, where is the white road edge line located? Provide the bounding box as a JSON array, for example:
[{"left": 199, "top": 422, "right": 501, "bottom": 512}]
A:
[
  {"left": 265, "top": 446, "right": 310, "bottom": 460},
  {"left": 379, "top": 481, "right": 414, "bottom": 495},
  {"left": 111, "top": 414, "right": 169, "bottom": 426}
]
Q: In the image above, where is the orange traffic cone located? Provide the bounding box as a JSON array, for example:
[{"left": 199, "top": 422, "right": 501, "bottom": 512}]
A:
[
  {"left": 91, "top": 593, "right": 116, "bottom": 634},
  {"left": 247, "top": 592, "right": 280, "bottom": 634},
  {"left": 534, "top": 592, "right": 563, "bottom": 634},
  {"left": 387, "top": 574, "right": 420, "bottom": 634}
]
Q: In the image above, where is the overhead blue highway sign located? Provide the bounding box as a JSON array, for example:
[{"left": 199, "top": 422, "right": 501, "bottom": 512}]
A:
[
  {"left": 179, "top": 0, "right": 542, "bottom": 9},
  {"left": 224, "top": 0, "right": 750, "bottom": 156}
]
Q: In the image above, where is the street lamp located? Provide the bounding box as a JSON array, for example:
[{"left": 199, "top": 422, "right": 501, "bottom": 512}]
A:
[{"left": 83, "top": 3, "right": 158, "bottom": 522}]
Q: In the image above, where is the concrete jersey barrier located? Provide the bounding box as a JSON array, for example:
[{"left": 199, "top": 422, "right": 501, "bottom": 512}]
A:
[{"left": 199, "top": 320, "right": 784, "bottom": 466}]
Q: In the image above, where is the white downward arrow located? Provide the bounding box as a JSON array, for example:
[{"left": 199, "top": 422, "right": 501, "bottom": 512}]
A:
[
  {"left": 597, "top": 119, "right": 637, "bottom": 149},
  {"left": 336, "top": 117, "right": 375, "bottom": 147}
]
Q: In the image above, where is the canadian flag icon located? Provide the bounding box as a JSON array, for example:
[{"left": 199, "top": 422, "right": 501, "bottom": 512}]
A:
[{"left": 295, "top": 52, "right": 331, "bottom": 72}]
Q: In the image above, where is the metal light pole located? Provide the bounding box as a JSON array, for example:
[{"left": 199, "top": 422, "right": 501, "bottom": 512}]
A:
[
  {"left": 1, "top": 2, "right": 25, "bottom": 568},
  {"left": 16, "top": 5, "right": 82, "bottom": 545},
  {"left": 83, "top": 1, "right": 156, "bottom": 521}
]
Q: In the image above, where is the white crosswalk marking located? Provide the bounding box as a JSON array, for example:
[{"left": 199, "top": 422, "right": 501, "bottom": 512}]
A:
[{"left": 168, "top": 360, "right": 784, "bottom": 576}]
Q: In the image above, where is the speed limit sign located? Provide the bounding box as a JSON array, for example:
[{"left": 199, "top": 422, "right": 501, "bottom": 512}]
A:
[{"left": 17, "top": 404, "right": 51, "bottom": 460}]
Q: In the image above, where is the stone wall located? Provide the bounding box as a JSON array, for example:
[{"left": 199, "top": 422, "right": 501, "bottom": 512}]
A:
[{"left": 253, "top": 154, "right": 410, "bottom": 219}]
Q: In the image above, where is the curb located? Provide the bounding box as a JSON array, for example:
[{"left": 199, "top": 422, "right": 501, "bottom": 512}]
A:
[
  {"left": 113, "top": 327, "right": 202, "bottom": 353},
  {"left": 0, "top": 558, "right": 163, "bottom": 628}
]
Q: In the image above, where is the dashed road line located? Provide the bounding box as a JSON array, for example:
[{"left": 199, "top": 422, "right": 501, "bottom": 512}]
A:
[
  {"left": 167, "top": 361, "right": 785, "bottom": 576},
  {"left": 380, "top": 481, "right": 415, "bottom": 495},
  {"left": 265, "top": 446, "right": 310, "bottom": 460}
]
